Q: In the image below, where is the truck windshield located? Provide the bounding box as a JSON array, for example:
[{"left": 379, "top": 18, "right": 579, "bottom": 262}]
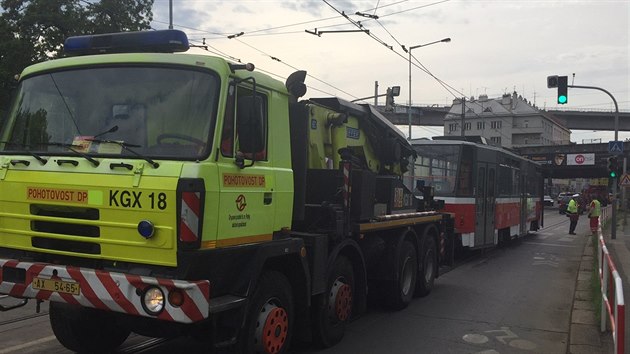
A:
[{"left": 0, "top": 66, "right": 218, "bottom": 160}]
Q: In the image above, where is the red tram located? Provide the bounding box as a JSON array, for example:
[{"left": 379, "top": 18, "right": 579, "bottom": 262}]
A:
[{"left": 408, "top": 138, "right": 543, "bottom": 251}]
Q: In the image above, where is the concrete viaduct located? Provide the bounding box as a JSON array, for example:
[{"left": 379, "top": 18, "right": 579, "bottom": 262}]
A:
[{"left": 380, "top": 106, "right": 630, "bottom": 131}]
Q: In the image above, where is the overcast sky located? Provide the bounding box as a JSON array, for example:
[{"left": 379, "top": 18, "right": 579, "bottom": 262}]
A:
[{"left": 150, "top": 0, "right": 629, "bottom": 142}]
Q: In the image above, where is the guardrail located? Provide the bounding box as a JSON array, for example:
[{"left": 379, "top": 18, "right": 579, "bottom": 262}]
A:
[{"left": 597, "top": 206, "right": 625, "bottom": 354}]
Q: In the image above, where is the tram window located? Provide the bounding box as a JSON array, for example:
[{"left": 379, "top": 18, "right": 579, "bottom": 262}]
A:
[
  {"left": 498, "top": 163, "right": 522, "bottom": 197},
  {"left": 413, "top": 145, "right": 458, "bottom": 196},
  {"left": 457, "top": 147, "right": 473, "bottom": 196}
]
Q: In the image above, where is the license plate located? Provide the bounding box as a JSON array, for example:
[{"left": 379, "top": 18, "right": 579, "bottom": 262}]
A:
[{"left": 32, "top": 277, "right": 80, "bottom": 296}]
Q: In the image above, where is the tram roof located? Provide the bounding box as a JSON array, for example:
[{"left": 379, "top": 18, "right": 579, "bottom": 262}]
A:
[{"left": 410, "top": 138, "right": 540, "bottom": 166}]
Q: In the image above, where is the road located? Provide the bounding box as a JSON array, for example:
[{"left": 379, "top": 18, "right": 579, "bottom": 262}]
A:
[{"left": 0, "top": 208, "right": 590, "bottom": 354}]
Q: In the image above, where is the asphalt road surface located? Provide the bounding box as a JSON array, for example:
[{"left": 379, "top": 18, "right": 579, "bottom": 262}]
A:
[{"left": 0, "top": 208, "right": 590, "bottom": 354}]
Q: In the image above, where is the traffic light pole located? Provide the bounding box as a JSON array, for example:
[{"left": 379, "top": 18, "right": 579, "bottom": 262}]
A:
[{"left": 568, "top": 84, "right": 620, "bottom": 238}]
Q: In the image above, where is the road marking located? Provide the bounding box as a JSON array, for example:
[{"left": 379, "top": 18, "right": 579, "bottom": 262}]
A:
[
  {"left": 464, "top": 326, "right": 537, "bottom": 352},
  {"left": 0, "top": 336, "right": 57, "bottom": 354},
  {"left": 523, "top": 242, "right": 576, "bottom": 248},
  {"left": 463, "top": 333, "right": 489, "bottom": 344},
  {"left": 486, "top": 327, "right": 518, "bottom": 345}
]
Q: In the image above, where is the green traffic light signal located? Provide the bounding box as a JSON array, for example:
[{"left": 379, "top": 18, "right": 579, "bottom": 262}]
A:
[
  {"left": 557, "top": 76, "right": 568, "bottom": 104},
  {"left": 608, "top": 156, "right": 619, "bottom": 178}
]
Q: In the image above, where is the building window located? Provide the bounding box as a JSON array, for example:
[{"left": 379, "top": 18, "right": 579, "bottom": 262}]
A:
[
  {"left": 491, "top": 121, "right": 502, "bottom": 129},
  {"left": 464, "top": 122, "right": 471, "bottom": 131},
  {"left": 477, "top": 121, "right": 485, "bottom": 129},
  {"left": 449, "top": 123, "right": 458, "bottom": 132},
  {"left": 491, "top": 136, "right": 501, "bottom": 144}
]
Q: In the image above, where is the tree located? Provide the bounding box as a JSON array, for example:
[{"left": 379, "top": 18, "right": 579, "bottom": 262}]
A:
[{"left": 0, "top": 0, "right": 154, "bottom": 110}]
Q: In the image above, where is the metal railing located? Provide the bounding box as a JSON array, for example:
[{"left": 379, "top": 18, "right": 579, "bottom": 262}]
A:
[{"left": 598, "top": 206, "right": 625, "bottom": 354}]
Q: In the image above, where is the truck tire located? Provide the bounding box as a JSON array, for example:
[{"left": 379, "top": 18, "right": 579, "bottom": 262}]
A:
[
  {"left": 49, "top": 301, "right": 130, "bottom": 353},
  {"left": 385, "top": 240, "right": 418, "bottom": 310},
  {"left": 415, "top": 234, "right": 437, "bottom": 297},
  {"left": 312, "top": 255, "right": 354, "bottom": 348},
  {"left": 239, "top": 271, "right": 293, "bottom": 354}
]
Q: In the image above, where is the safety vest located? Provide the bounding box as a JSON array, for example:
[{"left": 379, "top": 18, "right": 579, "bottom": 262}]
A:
[
  {"left": 589, "top": 199, "right": 601, "bottom": 217},
  {"left": 567, "top": 199, "right": 578, "bottom": 214}
]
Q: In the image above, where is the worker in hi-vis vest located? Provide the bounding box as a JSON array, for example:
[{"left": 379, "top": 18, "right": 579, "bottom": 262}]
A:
[
  {"left": 588, "top": 198, "right": 601, "bottom": 235},
  {"left": 567, "top": 194, "right": 580, "bottom": 235}
]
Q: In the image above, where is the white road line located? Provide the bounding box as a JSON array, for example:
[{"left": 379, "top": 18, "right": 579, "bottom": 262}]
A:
[
  {"left": 0, "top": 335, "right": 57, "bottom": 354},
  {"left": 523, "top": 242, "right": 576, "bottom": 248}
]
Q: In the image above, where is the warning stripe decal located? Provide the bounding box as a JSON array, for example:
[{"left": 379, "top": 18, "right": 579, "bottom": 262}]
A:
[
  {"left": 180, "top": 192, "right": 200, "bottom": 242},
  {"left": 0, "top": 259, "right": 209, "bottom": 323}
]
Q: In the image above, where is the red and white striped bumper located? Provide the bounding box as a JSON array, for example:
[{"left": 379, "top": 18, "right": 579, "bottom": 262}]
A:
[{"left": 0, "top": 259, "right": 210, "bottom": 324}]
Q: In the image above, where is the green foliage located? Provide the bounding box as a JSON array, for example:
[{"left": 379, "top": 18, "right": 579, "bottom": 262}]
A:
[{"left": 0, "top": 0, "right": 154, "bottom": 109}]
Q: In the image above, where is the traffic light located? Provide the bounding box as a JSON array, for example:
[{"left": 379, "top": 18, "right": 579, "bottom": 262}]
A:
[
  {"left": 608, "top": 156, "right": 618, "bottom": 178},
  {"left": 547, "top": 75, "right": 568, "bottom": 104},
  {"left": 385, "top": 86, "right": 399, "bottom": 111},
  {"left": 557, "top": 76, "right": 568, "bottom": 104}
]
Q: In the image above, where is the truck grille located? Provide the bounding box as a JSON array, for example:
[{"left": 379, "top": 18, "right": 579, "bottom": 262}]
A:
[
  {"left": 29, "top": 204, "right": 101, "bottom": 254},
  {"left": 31, "top": 237, "right": 101, "bottom": 254}
]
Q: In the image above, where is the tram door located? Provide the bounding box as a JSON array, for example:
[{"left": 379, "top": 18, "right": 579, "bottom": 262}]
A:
[
  {"left": 519, "top": 172, "right": 528, "bottom": 236},
  {"left": 475, "top": 163, "right": 496, "bottom": 247}
]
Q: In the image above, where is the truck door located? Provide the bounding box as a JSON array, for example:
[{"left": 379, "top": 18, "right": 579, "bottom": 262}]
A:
[
  {"left": 475, "top": 163, "right": 496, "bottom": 247},
  {"left": 216, "top": 84, "right": 276, "bottom": 247}
]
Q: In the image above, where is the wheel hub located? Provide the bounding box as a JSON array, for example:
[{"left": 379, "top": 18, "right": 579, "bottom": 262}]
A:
[
  {"left": 328, "top": 279, "right": 352, "bottom": 322},
  {"left": 254, "top": 302, "right": 288, "bottom": 354}
]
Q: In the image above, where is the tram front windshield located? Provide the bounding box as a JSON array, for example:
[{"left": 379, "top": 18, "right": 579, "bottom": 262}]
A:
[{"left": 412, "top": 144, "right": 465, "bottom": 197}]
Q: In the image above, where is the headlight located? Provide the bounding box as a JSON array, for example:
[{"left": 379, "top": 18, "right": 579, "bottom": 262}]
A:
[{"left": 142, "top": 286, "right": 165, "bottom": 315}]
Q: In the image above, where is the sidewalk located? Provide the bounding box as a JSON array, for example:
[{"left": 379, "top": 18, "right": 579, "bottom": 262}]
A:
[{"left": 570, "top": 212, "right": 625, "bottom": 354}]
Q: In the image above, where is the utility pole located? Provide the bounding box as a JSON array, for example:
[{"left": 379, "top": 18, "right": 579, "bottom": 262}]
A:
[
  {"left": 374, "top": 81, "right": 378, "bottom": 107},
  {"left": 169, "top": 0, "right": 173, "bottom": 29},
  {"left": 460, "top": 97, "right": 466, "bottom": 137}
]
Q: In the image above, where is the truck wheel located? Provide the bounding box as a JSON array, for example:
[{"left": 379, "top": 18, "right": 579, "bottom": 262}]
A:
[
  {"left": 415, "top": 235, "right": 437, "bottom": 297},
  {"left": 49, "top": 301, "right": 130, "bottom": 353},
  {"left": 239, "top": 271, "right": 293, "bottom": 354},
  {"left": 312, "top": 255, "right": 354, "bottom": 348},
  {"left": 385, "top": 240, "right": 418, "bottom": 310}
]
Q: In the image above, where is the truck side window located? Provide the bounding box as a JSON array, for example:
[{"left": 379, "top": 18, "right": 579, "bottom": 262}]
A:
[
  {"left": 235, "top": 87, "right": 268, "bottom": 161},
  {"left": 220, "top": 85, "right": 236, "bottom": 157}
]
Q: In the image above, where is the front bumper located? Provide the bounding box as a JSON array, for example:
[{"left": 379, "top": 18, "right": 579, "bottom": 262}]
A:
[{"left": 0, "top": 258, "right": 209, "bottom": 323}]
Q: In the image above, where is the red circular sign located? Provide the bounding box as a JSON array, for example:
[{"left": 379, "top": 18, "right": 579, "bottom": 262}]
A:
[{"left": 575, "top": 155, "right": 585, "bottom": 164}]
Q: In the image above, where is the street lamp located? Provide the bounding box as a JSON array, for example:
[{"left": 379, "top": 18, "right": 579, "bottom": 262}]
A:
[{"left": 407, "top": 37, "right": 451, "bottom": 140}]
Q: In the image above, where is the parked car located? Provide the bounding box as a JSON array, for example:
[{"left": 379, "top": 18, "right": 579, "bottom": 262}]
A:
[
  {"left": 558, "top": 195, "right": 585, "bottom": 214},
  {"left": 543, "top": 195, "right": 554, "bottom": 207},
  {"left": 557, "top": 192, "right": 572, "bottom": 204}
]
